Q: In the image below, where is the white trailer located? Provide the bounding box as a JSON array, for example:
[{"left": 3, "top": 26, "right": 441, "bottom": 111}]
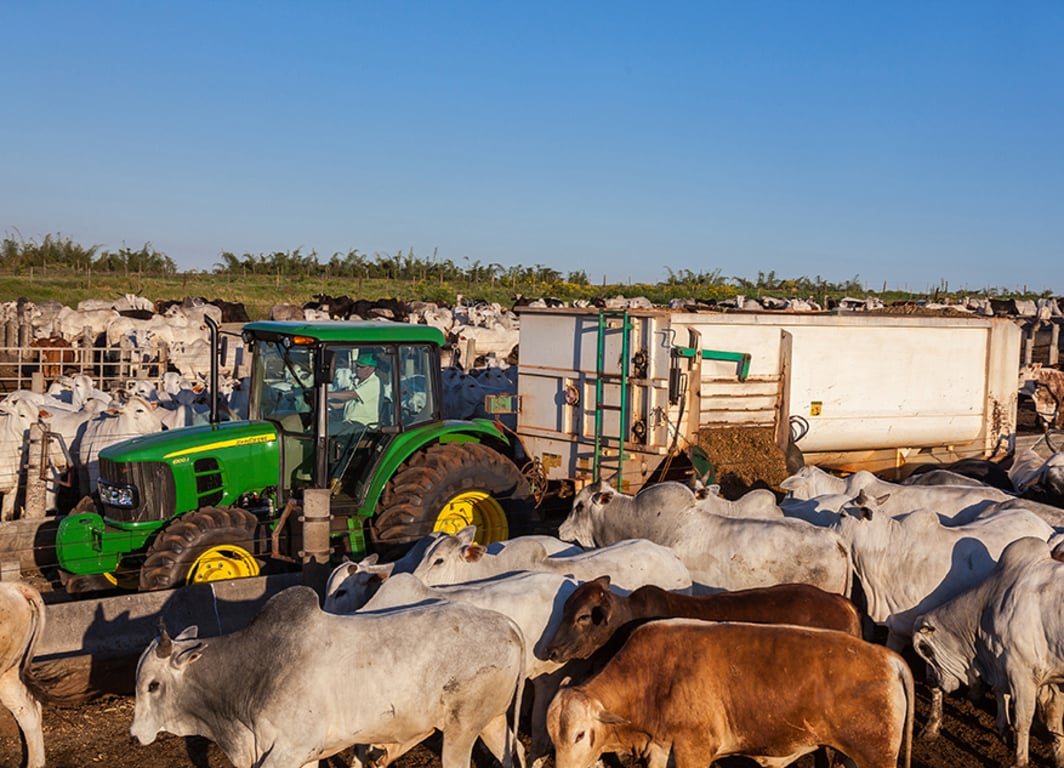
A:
[{"left": 513, "top": 307, "right": 1020, "bottom": 493}]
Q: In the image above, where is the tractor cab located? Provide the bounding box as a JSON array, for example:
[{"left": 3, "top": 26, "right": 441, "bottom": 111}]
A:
[{"left": 244, "top": 323, "right": 443, "bottom": 515}]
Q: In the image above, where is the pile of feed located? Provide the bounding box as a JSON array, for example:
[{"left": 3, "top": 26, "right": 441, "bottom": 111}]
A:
[{"left": 696, "top": 425, "right": 791, "bottom": 499}]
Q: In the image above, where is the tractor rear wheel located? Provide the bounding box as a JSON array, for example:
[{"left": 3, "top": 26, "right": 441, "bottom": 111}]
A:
[
  {"left": 139, "top": 507, "right": 265, "bottom": 591},
  {"left": 370, "top": 442, "right": 533, "bottom": 558}
]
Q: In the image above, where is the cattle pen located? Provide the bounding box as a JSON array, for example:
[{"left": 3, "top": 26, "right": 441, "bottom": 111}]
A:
[{"left": 3, "top": 297, "right": 1064, "bottom": 768}]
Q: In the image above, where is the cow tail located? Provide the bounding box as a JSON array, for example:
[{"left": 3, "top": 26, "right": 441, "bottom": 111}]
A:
[
  {"left": 509, "top": 618, "right": 527, "bottom": 768},
  {"left": 15, "top": 584, "right": 83, "bottom": 704},
  {"left": 895, "top": 653, "right": 914, "bottom": 768},
  {"left": 15, "top": 583, "right": 49, "bottom": 700}
]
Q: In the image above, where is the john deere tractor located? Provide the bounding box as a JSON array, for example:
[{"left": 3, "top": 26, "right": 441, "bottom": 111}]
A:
[{"left": 55, "top": 320, "right": 533, "bottom": 591}]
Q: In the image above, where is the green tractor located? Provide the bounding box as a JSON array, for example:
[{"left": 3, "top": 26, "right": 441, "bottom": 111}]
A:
[{"left": 55, "top": 320, "right": 534, "bottom": 592}]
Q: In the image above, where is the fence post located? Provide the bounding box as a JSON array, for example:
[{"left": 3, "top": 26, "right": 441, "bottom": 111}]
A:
[
  {"left": 3, "top": 319, "right": 14, "bottom": 352},
  {"left": 300, "top": 488, "right": 332, "bottom": 602},
  {"left": 23, "top": 424, "right": 48, "bottom": 520},
  {"left": 1051, "top": 322, "right": 1060, "bottom": 368}
]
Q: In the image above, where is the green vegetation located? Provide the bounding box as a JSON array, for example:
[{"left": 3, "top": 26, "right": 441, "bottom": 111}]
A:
[{"left": 0, "top": 230, "right": 1054, "bottom": 321}]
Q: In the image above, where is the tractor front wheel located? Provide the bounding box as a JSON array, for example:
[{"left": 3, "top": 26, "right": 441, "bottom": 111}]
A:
[
  {"left": 139, "top": 507, "right": 264, "bottom": 591},
  {"left": 370, "top": 443, "right": 533, "bottom": 558}
]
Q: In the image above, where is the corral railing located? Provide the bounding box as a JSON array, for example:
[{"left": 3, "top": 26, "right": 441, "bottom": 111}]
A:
[{"left": 0, "top": 341, "right": 171, "bottom": 395}]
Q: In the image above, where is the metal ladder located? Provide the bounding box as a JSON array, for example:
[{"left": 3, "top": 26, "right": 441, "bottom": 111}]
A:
[{"left": 592, "top": 309, "right": 633, "bottom": 486}]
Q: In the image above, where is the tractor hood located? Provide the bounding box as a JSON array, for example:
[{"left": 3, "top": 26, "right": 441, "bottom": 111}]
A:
[
  {"left": 100, "top": 419, "right": 280, "bottom": 463},
  {"left": 96, "top": 420, "right": 282, "bottom": 525}
]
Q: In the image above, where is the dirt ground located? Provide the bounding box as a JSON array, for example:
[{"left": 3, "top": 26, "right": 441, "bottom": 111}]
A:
[{"left": 1, "top": 665, "right": 1059, "bottom": 768}]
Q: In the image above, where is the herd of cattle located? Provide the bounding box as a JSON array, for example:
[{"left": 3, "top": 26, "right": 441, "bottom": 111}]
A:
[
  {"left": 6, "top": 449, "right": 1064, "bottom": 767},
  {"left": 1, "top": 287, "right": 1062, "bottom": 522},
  {"left": 4, "top": 290, "right": 1064, "bottom": 767},
  {"left": 0, "top": 290, "right": 538, "bottom": 521}
]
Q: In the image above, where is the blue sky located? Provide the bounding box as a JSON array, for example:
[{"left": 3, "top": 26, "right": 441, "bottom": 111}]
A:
[{"left": 2, "top": 2, "right": 1061, "bottom": 294}]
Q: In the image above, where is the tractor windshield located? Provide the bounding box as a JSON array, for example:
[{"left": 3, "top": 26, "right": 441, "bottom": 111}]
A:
[{"left": 251, "top": 339, "right": 316, "bottom": 424}]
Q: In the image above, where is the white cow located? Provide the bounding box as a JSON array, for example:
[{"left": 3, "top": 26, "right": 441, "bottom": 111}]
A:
[
  {"left": 53, "top": 305, "right": 119, "bottom": 340},
  {"left": 781, "top": 465, "right": 1014, "bottom": 523},
  {"left": 0, "top": 399, "right": 41, "bottom": 520},
  {"left": 361, "top": 570, "right": 581, "bottom": 768},
  {"left": 78, "top": 395, "right": 165, "bottom": 496},
  {"left": 836, "top": 490, "right": 1054, "bottom": 648},
  {"left": 978, "top": 538, "right": 1064, "bottom": 768},
  {"left": 412, "top": 526, "right": 692, "bottom": 593},
  {"left": 558, "top": 480, "right": 699, "bottom": 546},
  {"left": 325, "top": 532, "right": 583, "bottom": 614},
  {"left": 131, "top": 586, "right": 525, "bottom": 768},
  {"left": 692, "top": 482, "right": 783, "bottom": 519},
  {"left": 0, "top": 581, "right": 47, "bottom": 768},
  {"left": 915, "top": 536, "right": 1064, "bottom": 768},
  {"left": 1011, "top": 450, "right": 1064, "bottom": 508},
  {"left": 562, "top": 480, "right": 851, "bottom": 596},
  {"left": 912, "top": 537, "right": 1050, "bottom": 741}
]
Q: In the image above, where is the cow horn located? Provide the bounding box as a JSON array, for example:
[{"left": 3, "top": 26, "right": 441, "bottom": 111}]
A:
[{"left": 156, "top": 619, "right": 173, "bottom": 658}]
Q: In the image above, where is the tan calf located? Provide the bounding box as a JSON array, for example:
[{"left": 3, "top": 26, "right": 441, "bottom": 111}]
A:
[{"left": 548, "top": 619, "right": 912, "bottom": 768}]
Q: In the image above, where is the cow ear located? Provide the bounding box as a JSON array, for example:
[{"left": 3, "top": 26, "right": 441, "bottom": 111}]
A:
[
  {"left": 456, "top": 525, "right": 477, "bottom": 545},
  {"left": 595, "top": 491, "right": 614, "bottom": 505},
  {"left": 595, "top": 708, "right": 629, "bottom": 727},
  {"left": 174, "top": 625, "right": 199, "bottom": 641},
  {"left": 463, "top": 544, "right": 487, "bottom": 563},
  {"left": 592, "top": 575, "right": 612, "bottom": 590},
  {"left": 360, "top": 553, "right": 379, "bottom": 566},
  {"left": 173, "top": 641, "right": 208, "bottom": 668}
]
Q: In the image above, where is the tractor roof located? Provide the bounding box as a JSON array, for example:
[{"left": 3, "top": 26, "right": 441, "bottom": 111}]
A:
[{"left": 242, "top": 320, "right": 446, "bottom": 347}]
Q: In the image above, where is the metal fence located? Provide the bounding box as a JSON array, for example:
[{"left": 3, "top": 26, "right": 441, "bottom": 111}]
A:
[{"left": 0, "top": 341, "right": 173, "bottom": 395}]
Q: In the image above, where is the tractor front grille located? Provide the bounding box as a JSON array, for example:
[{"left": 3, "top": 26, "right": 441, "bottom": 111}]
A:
[{"left": 99, "top": 458, "right": 177, "bottom": 523}]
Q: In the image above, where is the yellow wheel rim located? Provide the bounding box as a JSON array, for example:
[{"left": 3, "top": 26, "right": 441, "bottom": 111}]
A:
[
  {"left": 433, "top": 490, "right": 509, "bottom": 542},
  {"left": 103, "top": 570, "right": 140, "bottom": 590},
  {"left": 187, "top": 545, "right": 260, "bottom": 584}
]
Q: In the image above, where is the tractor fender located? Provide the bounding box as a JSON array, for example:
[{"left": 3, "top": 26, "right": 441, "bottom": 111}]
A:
[{"left": 355, "top": 419, "right": 512, "bottom": 518}]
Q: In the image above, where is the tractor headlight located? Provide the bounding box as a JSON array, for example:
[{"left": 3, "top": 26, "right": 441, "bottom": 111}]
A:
[{"left": 98, "top": 479, "right": 137, "bottom": 508}]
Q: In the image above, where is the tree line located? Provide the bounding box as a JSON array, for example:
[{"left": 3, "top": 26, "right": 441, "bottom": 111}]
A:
[{"left": 0, "top": 230, "right": 1048, "bottom": 300}]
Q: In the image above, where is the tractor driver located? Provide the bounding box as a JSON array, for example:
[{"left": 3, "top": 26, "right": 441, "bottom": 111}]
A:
[{"left": 332, "top": 352, "right": 381, "bottom": 426}]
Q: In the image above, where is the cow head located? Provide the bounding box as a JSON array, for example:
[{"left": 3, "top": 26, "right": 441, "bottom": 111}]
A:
[
  {"left": 912, "top": 616, "right": 967, "bottom": 695},
  {"left": 545, "top": 576, "right": 616, "bottom": 662},
  {"left": 411, "top": 526, "right": 483, "bottom": 585},
  {"left": 131, "top": 624, "right": 208, "bottom": 746},
  {"left": 559, "top": 480, "right": 613, "bottom": 547},
  {"left": 547, "top": 686, "right": 634, "bottom": 768},
  {"left": 323, "top": 554, "right": 396, "bottom": 614},
  {"left": 844, "top": 490, "right": 891, "bottom": 521}
]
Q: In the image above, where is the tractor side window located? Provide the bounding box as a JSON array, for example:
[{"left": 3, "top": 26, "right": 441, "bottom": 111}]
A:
[
  {"left": 326, "top": 346, "right": 394, "bottom": 430},
  {"left": 399, "top": 345, "right": 436, "bottom": 427}
]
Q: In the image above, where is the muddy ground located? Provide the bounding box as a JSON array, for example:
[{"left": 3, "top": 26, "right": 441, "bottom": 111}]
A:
[{"left": 1, "top": 656, "right": 1059, "bottom": 768}]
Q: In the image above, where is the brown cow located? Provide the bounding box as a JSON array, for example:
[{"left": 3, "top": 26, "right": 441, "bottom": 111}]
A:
[
  {"left": 547, "top": 619, "right": 913, "bottom": 768},
  {"left": 29, "top": 335, "right": 75, "bottom": 382},
  {"left": 544, "top": 576, "right": 862, "bottom": 663}
]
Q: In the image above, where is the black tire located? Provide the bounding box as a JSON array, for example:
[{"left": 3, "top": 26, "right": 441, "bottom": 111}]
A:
[
  {"left": 369, "top": 442, "right": 533, "bottom": 557},
  {"left": 139, "top": 507, "right": 265, "bottom": 591}
]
